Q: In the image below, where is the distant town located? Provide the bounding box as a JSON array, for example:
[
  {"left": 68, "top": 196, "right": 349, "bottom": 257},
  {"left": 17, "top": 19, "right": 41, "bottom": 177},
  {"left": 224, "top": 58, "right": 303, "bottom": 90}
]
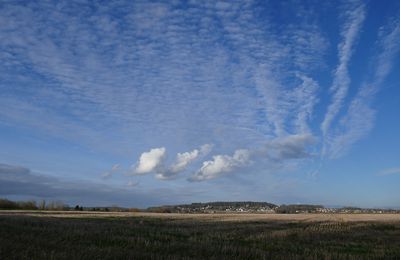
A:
[{"left": 147, "top": 202, "right": 400, "bottom": 214}]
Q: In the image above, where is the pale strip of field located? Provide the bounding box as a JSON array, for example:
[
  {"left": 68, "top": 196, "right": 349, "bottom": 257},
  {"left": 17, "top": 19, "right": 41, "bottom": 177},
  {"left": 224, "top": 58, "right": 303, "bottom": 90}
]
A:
[{"left": 1, "top": 210, "right": 400, "bottom": 222}]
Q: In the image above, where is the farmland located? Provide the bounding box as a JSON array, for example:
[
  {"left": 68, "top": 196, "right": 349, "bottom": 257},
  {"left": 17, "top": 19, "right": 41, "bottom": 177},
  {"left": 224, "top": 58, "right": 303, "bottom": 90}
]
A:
[{"left": 1, "top": 211, "right": 400, "bottom": 259}]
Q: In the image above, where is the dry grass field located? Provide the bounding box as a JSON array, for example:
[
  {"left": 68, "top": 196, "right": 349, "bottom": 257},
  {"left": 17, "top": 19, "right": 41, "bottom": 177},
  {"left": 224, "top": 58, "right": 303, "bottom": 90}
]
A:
[
  {"left": 1, "top": 210, "right": 400, "bottom": 222},
  {"left": 1, "top": 211, "right": 400, "bottom": 259}
]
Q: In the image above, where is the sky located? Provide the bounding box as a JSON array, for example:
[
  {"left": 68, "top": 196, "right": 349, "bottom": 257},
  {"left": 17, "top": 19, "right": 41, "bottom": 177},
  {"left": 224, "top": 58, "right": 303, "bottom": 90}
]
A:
[{"left": 1, "top": 0, "right": 399, "bottom": 208}]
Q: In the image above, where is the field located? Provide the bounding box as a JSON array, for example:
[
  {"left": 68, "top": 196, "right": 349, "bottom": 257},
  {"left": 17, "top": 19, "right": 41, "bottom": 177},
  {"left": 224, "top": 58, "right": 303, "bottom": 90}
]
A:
[{"left": 1, "top": 211, "right": 400, "bottom": 259}]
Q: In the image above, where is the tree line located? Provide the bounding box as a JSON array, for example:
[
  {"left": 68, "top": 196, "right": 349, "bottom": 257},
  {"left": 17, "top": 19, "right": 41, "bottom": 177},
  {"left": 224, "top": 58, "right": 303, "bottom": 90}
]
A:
[
  {"left": 0, "top": 198, "right": 69, "bottom": 210},
  {"left": 0, "top": 198, "right": 141, "bottom": 212}
]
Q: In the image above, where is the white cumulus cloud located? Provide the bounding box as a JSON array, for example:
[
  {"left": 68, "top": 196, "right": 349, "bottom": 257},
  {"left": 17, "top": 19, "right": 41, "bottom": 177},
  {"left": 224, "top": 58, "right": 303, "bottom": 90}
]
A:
[
  {"left": 189, "top": 134, "right": 315, "bottom": 182},
  {"left": 189, "top": 149, "right": 251, "bottom": 182},
  {"left": 134, "top": 147, "right": 166, "bottom": 175},
  {"left": 170, "top": 150, "right": 200, "bottom": 173},
  {"left": 156, "top": 144, "right": 213, "bottom": 180}
]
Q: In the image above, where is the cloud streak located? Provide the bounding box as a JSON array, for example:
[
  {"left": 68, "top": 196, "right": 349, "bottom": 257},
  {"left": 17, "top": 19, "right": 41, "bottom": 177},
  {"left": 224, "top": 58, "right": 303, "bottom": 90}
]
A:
[
  {"left": 378, "top": 168, "right": 400, "bottom": 176},
  {"left": 101, "top": 164, "right": 121, "bottom": 179},
  {"left": 326, "top": 15, "right": 400, "bottom": 158},
  {"left": 321, "top": 1, "right": 365, "bottom": 141}
]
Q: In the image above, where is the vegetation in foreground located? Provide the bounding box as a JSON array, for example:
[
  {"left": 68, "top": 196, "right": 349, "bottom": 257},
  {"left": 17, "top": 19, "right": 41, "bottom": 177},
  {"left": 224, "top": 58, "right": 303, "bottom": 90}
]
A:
[{"left": 1, "top": 215, "right": 400, "bottom": 259}]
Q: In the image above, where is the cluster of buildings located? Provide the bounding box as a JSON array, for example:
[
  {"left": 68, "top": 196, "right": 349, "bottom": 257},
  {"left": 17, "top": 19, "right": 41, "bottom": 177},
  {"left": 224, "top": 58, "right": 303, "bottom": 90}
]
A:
[{"left": 149, "top": 202, "right": 400, "bottom": 214}]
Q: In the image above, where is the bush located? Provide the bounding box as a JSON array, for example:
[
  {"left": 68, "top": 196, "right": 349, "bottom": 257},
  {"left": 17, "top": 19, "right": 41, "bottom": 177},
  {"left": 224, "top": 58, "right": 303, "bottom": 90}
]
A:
[{"left": 0, "top": 199, "right": 19, "bottom": 209}]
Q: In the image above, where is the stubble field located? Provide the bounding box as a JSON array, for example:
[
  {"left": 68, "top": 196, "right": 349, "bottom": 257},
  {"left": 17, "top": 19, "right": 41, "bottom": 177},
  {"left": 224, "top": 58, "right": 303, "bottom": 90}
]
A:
[{"left": 1, "top": 211, "right": 400, "bottom": 259}]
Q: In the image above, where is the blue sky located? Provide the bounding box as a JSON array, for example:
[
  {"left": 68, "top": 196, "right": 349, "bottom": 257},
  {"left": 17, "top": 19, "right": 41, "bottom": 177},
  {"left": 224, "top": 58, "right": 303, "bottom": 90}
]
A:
[{"left": 1, "top": 0, "right": 399, "bottom": 208}]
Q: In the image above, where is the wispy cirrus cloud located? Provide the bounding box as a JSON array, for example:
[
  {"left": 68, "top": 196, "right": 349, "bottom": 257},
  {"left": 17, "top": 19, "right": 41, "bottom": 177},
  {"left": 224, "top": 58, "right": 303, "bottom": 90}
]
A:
[
  {"left": 0, "top": 0, "right": 326, "bottom": 150},
  {"left": 1, "top": 0, "right": 399, "bottom": 190},
  {"left": 321, "top": 1, "right": 365, "bottom": 144},
  {"left": 325, "top": 15, "right": 400, "bottom": 158}
]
